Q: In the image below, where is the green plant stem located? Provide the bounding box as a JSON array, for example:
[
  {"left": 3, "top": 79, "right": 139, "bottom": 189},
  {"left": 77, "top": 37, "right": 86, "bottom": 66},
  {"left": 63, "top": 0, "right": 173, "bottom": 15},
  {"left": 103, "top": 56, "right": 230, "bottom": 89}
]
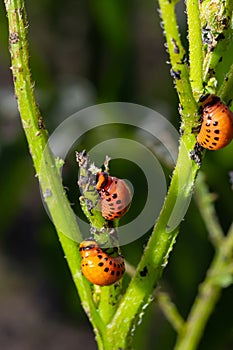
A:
[
  {"left": 174, "top": 240, "right": 233, "bottom": 350},
  {"left": 218, "top": 61, "right": 233, "bottom": 104},
  {"left": 158, "top": 0, "right": 198, "bottom": 128},
  {"left": 76, "top": 151, "right": 123, "bottom": 328},
  {"left": 4, "top": 1, "right": 105, "bottom": 347},
  {"left": 174, "top": 261, "right": 221, "bottom": 350},
  {"left": 186, "top": 0, "right": 203, "bottom": 98},
  {"left": 174, "top": 181, "right": 233, "bottom": 350}
]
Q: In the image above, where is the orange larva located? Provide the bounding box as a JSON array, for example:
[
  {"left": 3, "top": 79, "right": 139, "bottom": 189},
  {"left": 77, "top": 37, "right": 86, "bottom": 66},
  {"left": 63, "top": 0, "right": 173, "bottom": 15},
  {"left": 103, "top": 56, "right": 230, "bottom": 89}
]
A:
[
  {"left": 79, "top": 240, "right": 125, "bottom": 286},
  {"left": 95, "top": 172, "right": 131, "bottom": 221},
  {"left": 197, "top": 94, "right": 233, "bottom": 150}
]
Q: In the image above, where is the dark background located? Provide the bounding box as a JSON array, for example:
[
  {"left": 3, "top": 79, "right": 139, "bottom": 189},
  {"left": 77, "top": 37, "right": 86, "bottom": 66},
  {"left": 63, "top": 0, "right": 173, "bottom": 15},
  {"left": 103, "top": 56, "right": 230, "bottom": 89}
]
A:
[{"left": 0, "top": 1, "right": 233, "bottom": 349}]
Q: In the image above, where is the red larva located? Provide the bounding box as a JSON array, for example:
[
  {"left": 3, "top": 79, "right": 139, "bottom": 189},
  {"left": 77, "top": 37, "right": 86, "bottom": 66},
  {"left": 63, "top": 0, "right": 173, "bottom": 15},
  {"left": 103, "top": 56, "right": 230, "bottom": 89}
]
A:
[
  {"left": 95, "top": 172, "right": 131, "bottom": 221},
  {"left": 79, "top": 240, "right": 125, "bottom": 286},
  {"left": 197, "top": 94, "right": 233, "bottom": 150}
]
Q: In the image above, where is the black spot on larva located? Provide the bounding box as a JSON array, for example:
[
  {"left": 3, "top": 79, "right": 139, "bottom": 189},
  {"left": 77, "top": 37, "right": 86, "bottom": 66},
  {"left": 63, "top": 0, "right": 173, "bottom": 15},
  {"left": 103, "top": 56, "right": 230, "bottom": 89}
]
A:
[
  {"left": 104, "top": 191, "right": 110, "bottom": 196},
  {"left": 98, "top": 262, "right": 104, "bottom": 267},
  {"left": 116, "top": 199, "right": 121, "bottom": 204},
  {"left": 214, "top": 137, "right": 219, "bottom": 141},
  {"left": 140, "top": 266, "right": 148, "bottom": 277},
  {"left": 104, "top": 267, "right": 109, "bottom": 273},
  {"left": 206, "top": 129, "right": 211, "bottom": 133},
  {"left": 114, "top": 263, "right": 117, "bottom": 268},
  {"left": 112, "top": 193, "right": 117, "bottom": 199},
  {"left": 97, "top": 254, "right": 103, "bottom": 259},
  {"left": 212, "top": 142, "right": 217, "bottom": 146},
  {"left": 109, "top": 260, "right": 112, "bottom": 265},
  {"left": 117, "top": 205, "right": 123, "bottom": 210},
  {"left": 111, "top": 271, "right": 115, "bottom": 275},
  {"left": 117, "top": 211, "right": 123, "bottom": 215},
  {"left": 206, "top": 122, "right": 211, "bottom": 126},
  {"left": 116, "top": 271, "right": 120, "bottom": 276},
  {"left": 214, "top": 130, "right": 220, "bottom": 134},
  {"left": 213, "top": 121, "right": 218, "bottom": 126},
  {"left": 106, "top": 198, "right": 111, "bottom": 202}
]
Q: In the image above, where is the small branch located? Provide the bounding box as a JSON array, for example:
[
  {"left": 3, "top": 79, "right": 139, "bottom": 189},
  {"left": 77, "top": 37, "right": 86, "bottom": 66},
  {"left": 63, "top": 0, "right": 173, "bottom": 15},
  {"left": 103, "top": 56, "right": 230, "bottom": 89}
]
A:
[
  {"left": 194, "top": 172, "right": 224, "bottom": 245},
  {"left": 156, "top": 292, "right": 184, "bottom": 333},
  {"left": 218, "top": 61, "right": 233, "bottom": 104},
  {"left": 76, "top": 151, "right": 124, "bottom": 327}
]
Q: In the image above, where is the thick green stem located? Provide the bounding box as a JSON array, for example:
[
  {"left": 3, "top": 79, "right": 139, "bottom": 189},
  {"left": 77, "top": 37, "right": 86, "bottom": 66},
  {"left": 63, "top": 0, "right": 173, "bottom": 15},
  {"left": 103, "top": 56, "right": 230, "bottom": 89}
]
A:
[
  {"left": 4, "top": 0, "right": 105, "bottom": 345},
  {"left": 186, "top": 0, "right": 203, "bottom": 98},
  {"left": 104, "top": 135, "right": 199, "bottom": 349},
  {"left": 158, "top": 0, "right": 198, "bottom": 128}
]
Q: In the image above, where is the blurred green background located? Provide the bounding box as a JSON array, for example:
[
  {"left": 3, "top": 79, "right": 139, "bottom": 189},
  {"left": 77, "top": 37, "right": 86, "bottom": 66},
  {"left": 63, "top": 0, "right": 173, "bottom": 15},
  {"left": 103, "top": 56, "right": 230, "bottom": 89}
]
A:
[{"left": 0, "top": 1, "right": 233, "bottom": 349}]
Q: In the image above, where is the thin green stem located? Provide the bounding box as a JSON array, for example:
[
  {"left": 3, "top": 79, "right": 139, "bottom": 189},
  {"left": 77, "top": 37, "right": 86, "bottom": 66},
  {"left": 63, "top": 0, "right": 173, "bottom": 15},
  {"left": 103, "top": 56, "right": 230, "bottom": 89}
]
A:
[
  {"left": 174, "top": 259, "right": 221, "bottom": 350},
  {"left": 157, "top": 292, "right": 185, "bottom": 333},
  {"left": 218, "top": 61, "right": 233, "bottom": 104},
  {"left": 186, "top": 0, "right": 203, "bottom": 98},
  {"left": 175, "top": 181, "right": 233, "bottom": 350},
  {"left": 76, "top": 151, "right": 123, "bottom": 328},
  {"left": 194, "top": 172, "right": 224, "bottom": 245}
]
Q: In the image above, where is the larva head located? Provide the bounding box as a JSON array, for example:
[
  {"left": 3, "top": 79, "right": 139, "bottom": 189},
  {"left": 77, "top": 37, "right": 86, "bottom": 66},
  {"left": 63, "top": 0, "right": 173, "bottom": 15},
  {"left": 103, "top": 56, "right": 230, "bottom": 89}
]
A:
[{"left": 95, "top": 172, "right": 112, "bottom": 191}]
